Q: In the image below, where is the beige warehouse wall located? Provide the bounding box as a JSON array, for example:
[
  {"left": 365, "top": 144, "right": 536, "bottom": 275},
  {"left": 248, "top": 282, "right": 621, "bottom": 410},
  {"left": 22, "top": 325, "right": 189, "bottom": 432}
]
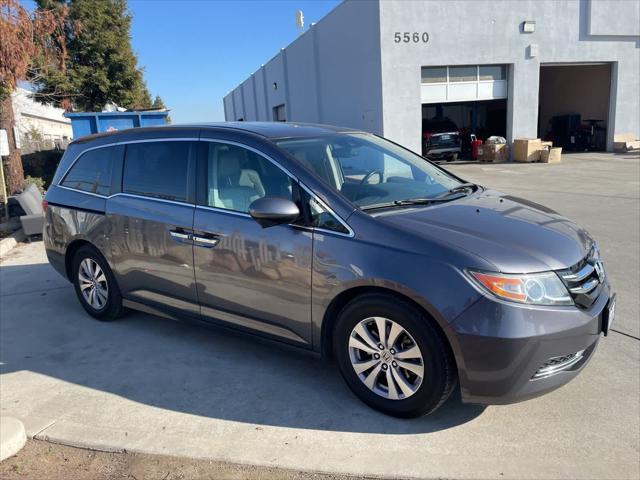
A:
[{"left": 538, "top": 64, "right": 611, "bottom": 138}]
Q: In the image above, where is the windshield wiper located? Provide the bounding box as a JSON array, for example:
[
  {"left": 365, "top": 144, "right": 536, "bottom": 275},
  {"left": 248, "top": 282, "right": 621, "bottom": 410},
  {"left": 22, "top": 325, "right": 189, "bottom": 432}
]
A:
[
  {"left": 362, "top": 195, "right": 465, "bottom": 211},
  {"left": 436, "top": 182, "right": 480, "bottom": 198}
]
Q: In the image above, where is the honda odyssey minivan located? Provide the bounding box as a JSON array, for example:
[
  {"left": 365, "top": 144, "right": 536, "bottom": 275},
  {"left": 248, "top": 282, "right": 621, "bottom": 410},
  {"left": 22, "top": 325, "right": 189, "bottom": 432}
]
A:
[{"left": 44, "top": 122, "right": 616, "bottom": 417}]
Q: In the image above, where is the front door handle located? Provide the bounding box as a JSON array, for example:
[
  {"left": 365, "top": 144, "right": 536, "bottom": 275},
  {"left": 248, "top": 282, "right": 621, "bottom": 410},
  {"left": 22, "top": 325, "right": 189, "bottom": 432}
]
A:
[{"left": 192, "top": 232, "right": 221, "bottom": 248}]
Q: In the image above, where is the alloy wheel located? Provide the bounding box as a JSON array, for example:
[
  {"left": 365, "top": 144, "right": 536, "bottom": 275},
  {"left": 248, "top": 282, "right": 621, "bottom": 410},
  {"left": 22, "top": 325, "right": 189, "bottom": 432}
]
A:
[
  {"left": 348, "top": 316, "right": 424, "bottom": 400},
  {"left": 78, "top": 258, "right": 109, "bottom": 310}
]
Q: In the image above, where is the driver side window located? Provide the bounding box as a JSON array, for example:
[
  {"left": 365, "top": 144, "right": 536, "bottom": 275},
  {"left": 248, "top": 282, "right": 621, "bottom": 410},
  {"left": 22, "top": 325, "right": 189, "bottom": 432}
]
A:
[{"left": 334, "top": 145, "right": 413, "bottom": 183}]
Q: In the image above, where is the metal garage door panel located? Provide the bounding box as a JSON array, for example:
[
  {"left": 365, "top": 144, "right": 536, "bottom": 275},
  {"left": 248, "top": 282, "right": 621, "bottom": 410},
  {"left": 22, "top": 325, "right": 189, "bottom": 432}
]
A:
[
  {"left": 421, "top": 65, "right": 508, "bottom": 103},
  {"left": 478, "top": 80, "right": 507, "bottom": 100},
  {"left": 448, "top": 83, "right": 478, "bottom": 101},
  {"left": 421, "top": 84, "right": 448, "bottom": 103}
]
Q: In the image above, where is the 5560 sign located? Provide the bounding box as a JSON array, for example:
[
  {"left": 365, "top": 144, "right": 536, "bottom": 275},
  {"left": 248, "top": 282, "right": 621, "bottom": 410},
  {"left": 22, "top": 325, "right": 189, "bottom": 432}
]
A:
[{"left": 394, "top": 32, "right": 429, "bottom": 43}]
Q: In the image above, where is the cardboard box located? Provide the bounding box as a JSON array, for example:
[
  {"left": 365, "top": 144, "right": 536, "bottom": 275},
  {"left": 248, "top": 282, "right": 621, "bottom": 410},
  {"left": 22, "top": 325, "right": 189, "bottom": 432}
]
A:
[
  {"left": 614, "top": 140, "right": 640, "bottom": 152},
  {"left": 513, "top": 138, "right": 542, "bottom": 162},
  {"left": 541, "top": 147, "right": 562, "bottom": 163},
  {"left": 479, "top": 143, "right": 509, "bottom": 163},
  {"left": 541, "top": 141, "right": 553, "bottom": 149},
  {"left": 613, "top": 133, "right": 640, "bottom": 152}
]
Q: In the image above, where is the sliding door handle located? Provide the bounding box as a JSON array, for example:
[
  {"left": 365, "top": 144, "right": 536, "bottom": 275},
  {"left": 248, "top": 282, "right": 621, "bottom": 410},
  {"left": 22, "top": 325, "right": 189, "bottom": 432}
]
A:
[{"left": 169, "top": 227, "right": 193, "bottom": 244}]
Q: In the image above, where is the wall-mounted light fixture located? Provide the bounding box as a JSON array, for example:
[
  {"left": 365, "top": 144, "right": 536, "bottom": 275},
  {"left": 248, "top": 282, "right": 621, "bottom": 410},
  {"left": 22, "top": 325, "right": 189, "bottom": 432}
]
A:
[{"left": 522, "top": 21, "right": 536, "bottom": 33}]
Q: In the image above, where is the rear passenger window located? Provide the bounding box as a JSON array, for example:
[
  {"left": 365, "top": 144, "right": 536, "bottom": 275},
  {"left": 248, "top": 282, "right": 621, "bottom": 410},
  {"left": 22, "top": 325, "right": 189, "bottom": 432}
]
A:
[
  {"left": 123, "top": 141, "right": 194, "bottom": 202},
  {"left": 62, "top": 147, "right": 117, "bottom": 196}
]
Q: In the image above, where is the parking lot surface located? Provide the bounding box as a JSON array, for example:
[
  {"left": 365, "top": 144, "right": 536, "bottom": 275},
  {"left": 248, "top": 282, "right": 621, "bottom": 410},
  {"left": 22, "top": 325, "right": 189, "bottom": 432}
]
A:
[{"left": 1, "top": 152, "right": 638, "bottom": 479}]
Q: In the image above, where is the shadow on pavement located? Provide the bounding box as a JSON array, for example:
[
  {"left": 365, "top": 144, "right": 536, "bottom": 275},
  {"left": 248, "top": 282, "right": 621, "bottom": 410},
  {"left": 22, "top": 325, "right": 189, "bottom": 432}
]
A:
[{"left": 0, "top": 260, "right": 485, "bottom": 435}]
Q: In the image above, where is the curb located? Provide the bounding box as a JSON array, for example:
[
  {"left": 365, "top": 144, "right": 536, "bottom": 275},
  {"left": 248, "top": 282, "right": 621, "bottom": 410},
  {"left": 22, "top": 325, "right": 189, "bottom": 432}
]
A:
[
  {"left": 0, "top": 417, "right": 27, "bottom": 462},
  {"left": 0, "top": 229, "right": 25, "bottom": 259}
]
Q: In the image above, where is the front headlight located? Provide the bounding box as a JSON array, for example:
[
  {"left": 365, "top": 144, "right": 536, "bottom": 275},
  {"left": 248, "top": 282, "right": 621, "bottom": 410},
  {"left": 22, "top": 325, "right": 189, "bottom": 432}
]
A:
[{"left": 467, "top": 270, "right": 573, "bottom": 306}]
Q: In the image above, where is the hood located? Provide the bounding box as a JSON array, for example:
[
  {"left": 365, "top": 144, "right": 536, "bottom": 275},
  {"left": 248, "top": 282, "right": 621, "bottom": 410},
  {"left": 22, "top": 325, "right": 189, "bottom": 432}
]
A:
[{"left": 375, "top": 189, "right": 593, "bottom": 273}]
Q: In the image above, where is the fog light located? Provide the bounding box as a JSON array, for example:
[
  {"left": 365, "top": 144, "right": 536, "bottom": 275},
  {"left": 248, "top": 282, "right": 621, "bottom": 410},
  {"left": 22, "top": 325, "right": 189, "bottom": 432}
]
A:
[{"left": 532, "top": 350, "right": 585, "bottom": 379}]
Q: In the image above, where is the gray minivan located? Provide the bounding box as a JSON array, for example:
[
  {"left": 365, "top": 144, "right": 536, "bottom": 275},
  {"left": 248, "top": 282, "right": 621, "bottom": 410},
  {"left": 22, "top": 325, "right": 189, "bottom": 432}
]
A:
[{"left": 44, "top": 122, "right": 616, "bottom": 417}]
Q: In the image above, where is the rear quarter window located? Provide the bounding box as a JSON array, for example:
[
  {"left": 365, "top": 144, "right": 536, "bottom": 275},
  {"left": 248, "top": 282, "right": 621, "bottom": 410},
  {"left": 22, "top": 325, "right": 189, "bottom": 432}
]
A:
[{"left": 61, "top": 146, "right": 120, "bottom": 196}]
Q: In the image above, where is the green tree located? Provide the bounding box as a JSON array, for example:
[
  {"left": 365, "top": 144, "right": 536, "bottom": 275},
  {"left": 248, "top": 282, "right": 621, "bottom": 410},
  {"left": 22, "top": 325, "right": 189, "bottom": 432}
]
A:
[
  {"left": 151, "top": 95, "right": 166, "bottom": 109},
  {"left": 151, "top": 95, "right": 171, "bottom": 123},
  {"left": 35, "top": 0, "right": 152, "bottom": 111}
]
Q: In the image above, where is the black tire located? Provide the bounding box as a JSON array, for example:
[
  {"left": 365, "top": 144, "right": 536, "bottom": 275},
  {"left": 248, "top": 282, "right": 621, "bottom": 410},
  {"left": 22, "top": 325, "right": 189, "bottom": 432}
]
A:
[
  {"left": 71, "top": 245, "right": 124, "bottom": 321},
  {"left": 333, "top": 293, "right": 457, "bottom": 418}
]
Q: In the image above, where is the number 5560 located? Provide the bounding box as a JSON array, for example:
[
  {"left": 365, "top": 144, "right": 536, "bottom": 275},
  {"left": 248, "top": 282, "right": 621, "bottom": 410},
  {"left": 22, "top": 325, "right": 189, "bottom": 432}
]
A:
[{"left": 394, "top": 32, "right": 429, "bottom": 43}]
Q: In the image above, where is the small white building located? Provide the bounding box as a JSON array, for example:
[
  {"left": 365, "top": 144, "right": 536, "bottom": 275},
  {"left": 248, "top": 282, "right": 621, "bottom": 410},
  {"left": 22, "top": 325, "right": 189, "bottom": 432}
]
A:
[
  {"left": 224, "top": 0, "right": 640, "bottom": 155},
  {"left": 12, "top": 87, "right": 72, "bottom": 152}
]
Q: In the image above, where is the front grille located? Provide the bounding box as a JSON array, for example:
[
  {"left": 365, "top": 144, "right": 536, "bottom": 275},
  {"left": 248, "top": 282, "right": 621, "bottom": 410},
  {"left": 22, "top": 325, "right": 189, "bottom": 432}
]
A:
[
  {"left": 557, "top": 246, "right": 605, "bottom": 308},
  {"left": 532, "top": 350, "right": 585, "bottom": 379}
]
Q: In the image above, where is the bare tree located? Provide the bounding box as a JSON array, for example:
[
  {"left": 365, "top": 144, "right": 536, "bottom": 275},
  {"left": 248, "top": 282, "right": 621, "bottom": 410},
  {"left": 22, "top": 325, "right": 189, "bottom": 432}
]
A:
[{"left": 0, "top": 0, "right": 67, "bottom": 195}]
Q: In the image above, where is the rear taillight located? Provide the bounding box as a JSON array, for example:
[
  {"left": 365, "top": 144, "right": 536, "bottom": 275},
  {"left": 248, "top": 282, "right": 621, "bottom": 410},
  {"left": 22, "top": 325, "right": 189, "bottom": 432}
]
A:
[{"left": 42, "top": 199, "right": 48, "bottom": 212}]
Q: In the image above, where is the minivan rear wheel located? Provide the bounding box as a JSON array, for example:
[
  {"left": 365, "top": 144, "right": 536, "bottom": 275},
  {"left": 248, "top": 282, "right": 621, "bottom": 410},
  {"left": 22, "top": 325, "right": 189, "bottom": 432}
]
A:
[
  {"left": 72, "top": 245, "right": 124, "bottom": 321},
  {"left": 334, "top": 294, "right": 457, "bottom": 417}
]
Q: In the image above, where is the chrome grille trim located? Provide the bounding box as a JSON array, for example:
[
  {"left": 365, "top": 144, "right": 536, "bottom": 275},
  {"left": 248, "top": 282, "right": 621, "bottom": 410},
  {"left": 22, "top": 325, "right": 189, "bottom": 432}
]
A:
[
  {"left": 560, "top": 263, "right": 595, "bottom": 282},
  {"left": 569, "top": 277, "right": 599, "bottom": 294},
  {"left": 556, "top": 246, "right": 603, "bottom": 308}
]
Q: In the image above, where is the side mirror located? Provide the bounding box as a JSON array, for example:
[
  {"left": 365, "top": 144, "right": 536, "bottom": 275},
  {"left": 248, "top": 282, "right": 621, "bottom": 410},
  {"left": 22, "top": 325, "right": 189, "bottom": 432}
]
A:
[{"left": 248, "top": 197, "right": 300, "bottom": 228}]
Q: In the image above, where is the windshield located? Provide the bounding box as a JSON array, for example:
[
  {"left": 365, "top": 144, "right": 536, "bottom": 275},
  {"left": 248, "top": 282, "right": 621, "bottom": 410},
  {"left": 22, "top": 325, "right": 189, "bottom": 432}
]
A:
[{"left": 275, "top": 133, "right": 463, "bottom": 209}]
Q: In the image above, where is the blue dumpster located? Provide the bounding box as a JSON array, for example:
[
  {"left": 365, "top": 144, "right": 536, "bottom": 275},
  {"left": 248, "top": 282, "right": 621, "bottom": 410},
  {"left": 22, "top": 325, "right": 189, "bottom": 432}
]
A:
[{"left": 64, "top": 110, "right": 169, "bottom": 139}]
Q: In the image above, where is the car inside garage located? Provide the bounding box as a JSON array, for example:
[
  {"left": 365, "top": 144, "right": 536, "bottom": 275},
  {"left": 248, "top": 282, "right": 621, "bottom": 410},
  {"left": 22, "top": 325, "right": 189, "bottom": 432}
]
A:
[
  {"left": 422, "top": 99, "right": 507, "bottom": 159},
  {"left": 420, "top": 65, "right": 509, "bottom": 160},
  {"left": 538, "top": 63, "right": 612, "bottom": 152}
]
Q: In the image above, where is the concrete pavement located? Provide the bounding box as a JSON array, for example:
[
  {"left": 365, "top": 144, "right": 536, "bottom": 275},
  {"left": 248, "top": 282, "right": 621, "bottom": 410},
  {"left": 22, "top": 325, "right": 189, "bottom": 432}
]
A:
[{"left": 0, "top": 153, "right": 638, "bottom": 479}]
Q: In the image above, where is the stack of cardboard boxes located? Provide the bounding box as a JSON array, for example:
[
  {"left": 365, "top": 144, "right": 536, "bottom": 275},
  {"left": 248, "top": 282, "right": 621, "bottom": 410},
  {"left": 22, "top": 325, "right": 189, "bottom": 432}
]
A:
[{"left": 513, "top": 138, "right": 562, "bottom": 163}]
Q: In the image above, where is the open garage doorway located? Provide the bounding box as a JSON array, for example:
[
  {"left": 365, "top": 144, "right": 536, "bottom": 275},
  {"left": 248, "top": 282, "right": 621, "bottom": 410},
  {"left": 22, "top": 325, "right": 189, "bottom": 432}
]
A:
[
  {"left": 422, "top": 99, "right": 507, "bottom": 159},
  {"left": 538, "top": 63, "right": 611, "bottom": 152}
]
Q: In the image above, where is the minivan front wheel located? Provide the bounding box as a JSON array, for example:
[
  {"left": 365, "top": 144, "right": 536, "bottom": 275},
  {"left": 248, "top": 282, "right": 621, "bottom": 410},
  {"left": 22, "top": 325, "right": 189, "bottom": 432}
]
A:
[
  {"left": 334, "top": 294, "right": 457, "bottom": 417},
  {"left": 72, "top": 246, "right": 123, "bottom": 321}
]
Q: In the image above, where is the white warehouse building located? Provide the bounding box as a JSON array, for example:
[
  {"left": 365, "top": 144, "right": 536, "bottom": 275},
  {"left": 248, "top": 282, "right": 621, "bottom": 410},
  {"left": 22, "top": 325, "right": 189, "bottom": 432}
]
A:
[{"left": 224, "top": 0, "right": 640, "bottom": 156}]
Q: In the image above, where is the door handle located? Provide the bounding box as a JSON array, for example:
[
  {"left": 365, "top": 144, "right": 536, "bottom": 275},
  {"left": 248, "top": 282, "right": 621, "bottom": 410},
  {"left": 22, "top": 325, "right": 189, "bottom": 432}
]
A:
[
  {"left": 169, "top": 228, "right": 193, "bottom": 243},
  {"left": 192, "top": 232, "right": 221, "bottom": 248}
]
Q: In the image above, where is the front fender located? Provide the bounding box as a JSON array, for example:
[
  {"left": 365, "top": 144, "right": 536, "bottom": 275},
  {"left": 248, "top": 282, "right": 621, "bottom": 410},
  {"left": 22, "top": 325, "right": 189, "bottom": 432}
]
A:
[{"left": 310, "top": 231, "right": 483, "bottom": 364}]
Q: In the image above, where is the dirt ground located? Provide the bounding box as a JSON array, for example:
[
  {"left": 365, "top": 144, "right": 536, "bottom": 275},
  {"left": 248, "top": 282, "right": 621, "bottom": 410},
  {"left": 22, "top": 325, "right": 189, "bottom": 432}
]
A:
[{"left": 0, "top": 440, "right": 361, "bottom": 480}]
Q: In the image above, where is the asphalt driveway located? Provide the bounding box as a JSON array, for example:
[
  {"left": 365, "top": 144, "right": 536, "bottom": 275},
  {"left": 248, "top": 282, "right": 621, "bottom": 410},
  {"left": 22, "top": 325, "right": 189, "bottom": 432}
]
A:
[{"left": 1, "top": 152, "right": 638, "bottom": 479}]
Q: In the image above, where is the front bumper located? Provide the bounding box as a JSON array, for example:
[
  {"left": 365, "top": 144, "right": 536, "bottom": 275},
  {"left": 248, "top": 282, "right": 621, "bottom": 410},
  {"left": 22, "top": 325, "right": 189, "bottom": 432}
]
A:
[{"left": 451, "top": 282, "right": 612, "bottom": 405}]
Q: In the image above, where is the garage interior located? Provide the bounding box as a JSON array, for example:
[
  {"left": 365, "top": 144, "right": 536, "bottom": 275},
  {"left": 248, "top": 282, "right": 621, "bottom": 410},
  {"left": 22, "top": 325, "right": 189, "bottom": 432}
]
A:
[
  {"left": 538, "top": 63, "right": 611, "bottom": 152},
  {"left": 422, "top": 100, "right": 507, "bottom": 158},
  {"left": 420, "top": 64, "right": 509, "bottom": 160}
]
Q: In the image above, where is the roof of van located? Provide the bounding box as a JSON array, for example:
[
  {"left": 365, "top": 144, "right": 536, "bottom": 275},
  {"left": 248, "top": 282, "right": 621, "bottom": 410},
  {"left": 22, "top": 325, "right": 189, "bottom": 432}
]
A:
[
  {"left": 70, "top": 122, "right": 362, "bottom": 144},
  {"left": 193, "top": 122, "right": 360, "bottom": 137}
]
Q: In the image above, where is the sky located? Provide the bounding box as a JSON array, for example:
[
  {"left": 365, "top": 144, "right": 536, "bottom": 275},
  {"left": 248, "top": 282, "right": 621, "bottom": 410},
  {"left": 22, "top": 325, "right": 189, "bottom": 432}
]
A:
[{"left": 23, "top": 0, "right": 340, "bottom": 123}]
